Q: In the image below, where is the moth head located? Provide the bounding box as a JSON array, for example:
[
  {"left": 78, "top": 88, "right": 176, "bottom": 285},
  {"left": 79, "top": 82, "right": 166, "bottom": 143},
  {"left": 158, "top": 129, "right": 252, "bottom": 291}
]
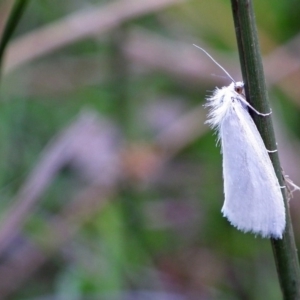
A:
[{"left": 234, "top": 81, "right": 244, "bottom": 94}]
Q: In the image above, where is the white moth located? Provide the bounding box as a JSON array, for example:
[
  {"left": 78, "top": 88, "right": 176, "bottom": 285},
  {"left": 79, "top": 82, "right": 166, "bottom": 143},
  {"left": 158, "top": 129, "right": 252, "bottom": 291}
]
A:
[{"left": 194, "top": 45, "right": 285, "bottom": 239}]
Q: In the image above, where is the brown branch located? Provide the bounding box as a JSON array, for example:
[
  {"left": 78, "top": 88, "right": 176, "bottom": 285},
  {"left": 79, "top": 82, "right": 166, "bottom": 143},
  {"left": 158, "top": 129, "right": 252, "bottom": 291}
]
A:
[{"left": 3, "top": 0, "right": 183, "bottom": 73}]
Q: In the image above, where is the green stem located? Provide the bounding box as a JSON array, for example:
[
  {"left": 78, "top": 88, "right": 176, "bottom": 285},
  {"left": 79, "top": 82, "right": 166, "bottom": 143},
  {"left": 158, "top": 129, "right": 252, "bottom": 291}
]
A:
[
  {"left": 230, "top": 0, "right": 300, "bottom": 298},
  {"left": 0, "top": 0, "right": 30, "bottom": 72}
]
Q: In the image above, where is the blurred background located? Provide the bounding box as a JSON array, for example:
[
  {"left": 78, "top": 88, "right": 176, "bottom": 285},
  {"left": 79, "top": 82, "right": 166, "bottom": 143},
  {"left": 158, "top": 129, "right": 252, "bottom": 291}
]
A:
[{"left": 0, "top": 0, "right": 300, "bottom": 299}]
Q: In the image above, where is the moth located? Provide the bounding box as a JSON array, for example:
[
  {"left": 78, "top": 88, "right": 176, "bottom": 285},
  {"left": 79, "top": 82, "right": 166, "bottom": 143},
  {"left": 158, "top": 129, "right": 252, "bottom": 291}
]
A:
[{"left": 194, "top": 45, "right": 285, "bottom": 238}]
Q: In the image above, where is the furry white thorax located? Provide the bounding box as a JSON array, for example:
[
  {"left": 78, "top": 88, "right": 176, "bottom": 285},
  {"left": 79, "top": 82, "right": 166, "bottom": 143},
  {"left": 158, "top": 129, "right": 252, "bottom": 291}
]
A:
[{"left": 205, "top": 81, "right": 245, "bottom": 130}]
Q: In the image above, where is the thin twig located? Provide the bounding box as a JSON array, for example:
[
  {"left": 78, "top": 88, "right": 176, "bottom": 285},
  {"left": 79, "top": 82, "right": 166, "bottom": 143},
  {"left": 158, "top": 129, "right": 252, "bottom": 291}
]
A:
[
  {"left": 230, "top": 0, "right": 300, "bottom": 298},
  {"left": 0, "top": 0, "right": 30, "bottom": 72}
]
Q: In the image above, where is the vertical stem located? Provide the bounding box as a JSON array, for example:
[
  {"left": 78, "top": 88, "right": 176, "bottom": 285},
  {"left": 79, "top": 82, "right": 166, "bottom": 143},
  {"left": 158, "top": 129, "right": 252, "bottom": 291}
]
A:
[{"left": 230, "top": 0, "right": 300, "bottom": 298}]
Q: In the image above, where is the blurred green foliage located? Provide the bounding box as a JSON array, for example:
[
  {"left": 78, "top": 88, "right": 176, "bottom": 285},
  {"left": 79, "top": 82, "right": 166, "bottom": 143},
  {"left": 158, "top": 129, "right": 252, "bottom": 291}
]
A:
[{"left": 0, "top": 0, "right": 300, "bottom": 299}]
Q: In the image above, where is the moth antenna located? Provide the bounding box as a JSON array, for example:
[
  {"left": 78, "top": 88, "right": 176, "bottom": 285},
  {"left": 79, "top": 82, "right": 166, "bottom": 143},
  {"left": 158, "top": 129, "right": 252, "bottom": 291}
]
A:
[
  {"left": 193, "top": 44, "right": 235, "bottom": 83},
  {"left": 211, "top": 74, "right": 228, "bottom": 80}
]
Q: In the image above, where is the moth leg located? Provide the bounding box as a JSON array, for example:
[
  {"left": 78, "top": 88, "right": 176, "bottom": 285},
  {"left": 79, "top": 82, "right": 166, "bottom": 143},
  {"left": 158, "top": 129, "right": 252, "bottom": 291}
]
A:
[{"left": 239, "top": 97, "right": 272, "bottom": 116}]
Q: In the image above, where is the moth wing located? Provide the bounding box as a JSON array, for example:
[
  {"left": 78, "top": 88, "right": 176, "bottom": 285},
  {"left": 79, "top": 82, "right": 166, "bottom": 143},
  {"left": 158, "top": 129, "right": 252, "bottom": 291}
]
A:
[{"left": 220, "top": 100, "right": 285, "bottom": 238}]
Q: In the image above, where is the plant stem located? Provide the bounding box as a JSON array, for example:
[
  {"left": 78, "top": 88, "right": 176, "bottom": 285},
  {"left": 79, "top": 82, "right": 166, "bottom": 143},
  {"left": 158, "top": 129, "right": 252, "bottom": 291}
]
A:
[
  {"left": 230, "top": 0, "right": 300, "bottom": 298},
  {"left": 0, "top": 0, "right": 30, "bottom": 72}
]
